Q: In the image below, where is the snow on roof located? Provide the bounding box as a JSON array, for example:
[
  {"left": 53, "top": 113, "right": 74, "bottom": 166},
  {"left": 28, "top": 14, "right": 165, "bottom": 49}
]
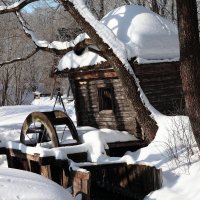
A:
[
  {"left": 57, "top": 4, "right": 179, "bottom": 71},
  {"left": 58, "top": 49, "right": 106, "bottom": 69}
]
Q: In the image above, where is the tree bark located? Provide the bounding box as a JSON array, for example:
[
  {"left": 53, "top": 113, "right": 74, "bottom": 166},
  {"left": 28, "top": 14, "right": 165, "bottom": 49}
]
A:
[
  {"left": 99, "top": 0, "right": 105, "bottom": 19},
  {"left": 176, "top": 0, "right": 200, "bottom": 149},
  {"left": 60, "top": 0, "right": 158, "bottom": 143},
  {"left": 151, "top": 0, "right": 159, "bottom": 14}
]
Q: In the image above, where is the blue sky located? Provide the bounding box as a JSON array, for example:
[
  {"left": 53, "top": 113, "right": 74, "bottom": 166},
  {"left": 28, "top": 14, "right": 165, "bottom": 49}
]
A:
[{"left": 23, "top": 0, "right": 59, "bottom": 13}]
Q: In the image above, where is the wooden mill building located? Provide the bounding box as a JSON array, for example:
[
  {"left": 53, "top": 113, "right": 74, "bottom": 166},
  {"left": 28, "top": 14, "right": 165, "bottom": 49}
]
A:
[
  {"left": 51, "top": 5, "right": 183, "bottom": 140},
  {"left": 52, "top": 61, "right": 183, "bottom": 139}
]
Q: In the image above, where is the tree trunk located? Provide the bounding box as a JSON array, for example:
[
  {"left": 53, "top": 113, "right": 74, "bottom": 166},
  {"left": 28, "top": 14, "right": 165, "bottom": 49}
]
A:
[
  {"left": 171, "top": 0, "right": 175, "bottom": 21},
  {"left": 1, "top": 68, "right": 10, "bottom": 106},
  {"left": 176, "top": 0, "right": 200, "bottom": 149},
  {"left": 99, "top": 0, "right": 105, "bottom": 19},
  {"left": 151, "top": 0, "right": 159, "bottom": 14},
  {"left": 60, "top": 0, "right": 158, "bottom": 143},
  {"left": 124, "top": 0, "right": 131, "bottom": 5}
]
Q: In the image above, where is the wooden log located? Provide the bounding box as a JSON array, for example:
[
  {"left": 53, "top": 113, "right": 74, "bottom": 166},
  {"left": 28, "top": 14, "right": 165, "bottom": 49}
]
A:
[{"left": 70, "top": 70, "right": 117, "bottom": 80}]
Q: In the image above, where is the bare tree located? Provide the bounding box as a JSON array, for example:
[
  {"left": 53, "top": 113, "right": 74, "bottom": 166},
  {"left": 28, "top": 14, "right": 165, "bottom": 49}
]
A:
[
  {"left": 151, "top": 0, "right": 159, "bottom": 14},
  {"left": 176, "top": 0, "right": 200, "bottom": 150},
  {"left": 0, "top": 66, "right": 14, "bottom": 106}
]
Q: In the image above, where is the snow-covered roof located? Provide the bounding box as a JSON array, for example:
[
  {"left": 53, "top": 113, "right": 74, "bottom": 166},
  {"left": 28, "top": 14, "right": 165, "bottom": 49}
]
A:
[{"left": 57, "top": 5, "right": 179, "bottom": 71}]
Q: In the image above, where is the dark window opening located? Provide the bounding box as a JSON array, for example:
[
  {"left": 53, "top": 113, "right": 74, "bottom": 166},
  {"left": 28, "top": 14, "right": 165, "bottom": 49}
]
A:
[{"left": 98, "top": 87, "right": 113, "bottom": 111}]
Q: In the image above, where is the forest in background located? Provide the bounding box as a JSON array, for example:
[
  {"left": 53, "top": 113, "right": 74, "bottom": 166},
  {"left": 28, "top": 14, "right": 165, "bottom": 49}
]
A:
[{"left": 0, "top": 0, "right": 184, "bottom": 106}]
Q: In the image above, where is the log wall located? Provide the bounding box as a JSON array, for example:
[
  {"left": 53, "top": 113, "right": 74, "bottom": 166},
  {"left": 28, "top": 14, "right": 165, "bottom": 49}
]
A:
[
  {"left": 134, "top": 62, "right": 184, "bottom": 114},
  {"left": 73, "top": 78, "right": 140, "bottom": 137},
  {"left": 70, "top": 62, "right": 183, "bottom": 137}
]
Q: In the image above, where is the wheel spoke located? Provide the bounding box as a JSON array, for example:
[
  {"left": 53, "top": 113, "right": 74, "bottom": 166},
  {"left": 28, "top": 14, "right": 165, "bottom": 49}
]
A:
[
  {"left": 26, "top": 133, "right": 36, "bottom": 146},
  {"left": 60, "top": 125, "right": 67, "bottom": 143},
  {"left": 33, "top": 121, "right": 38, "bottom": 143}
]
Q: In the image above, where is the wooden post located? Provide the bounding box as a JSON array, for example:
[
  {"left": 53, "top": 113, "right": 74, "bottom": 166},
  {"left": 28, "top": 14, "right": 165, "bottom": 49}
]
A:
[
  {"left": 71, "top": 170, "right": 91, "bottom": 200},
  {"left": 41, "top": 165, "right": 52, "bottom": 179}
]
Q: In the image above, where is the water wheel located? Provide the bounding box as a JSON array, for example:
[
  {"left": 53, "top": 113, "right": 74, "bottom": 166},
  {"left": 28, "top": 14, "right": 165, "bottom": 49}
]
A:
[{"left": 20, "top": 110, "right": 79, "bottom": 148}]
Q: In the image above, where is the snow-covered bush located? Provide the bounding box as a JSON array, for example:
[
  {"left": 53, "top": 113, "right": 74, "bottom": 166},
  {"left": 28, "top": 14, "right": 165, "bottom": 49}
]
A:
[{"left": 163, "top": 116, "right": 199, "bottom": 173}]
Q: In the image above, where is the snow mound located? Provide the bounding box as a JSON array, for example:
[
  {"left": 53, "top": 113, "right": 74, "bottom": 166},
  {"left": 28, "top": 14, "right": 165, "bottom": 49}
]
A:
[
  {"left": 0, "top": 168, "right": 73, "bottom": 200},
  {"left": 101, "top": 5, "right": 179, "bottom": 61},
  {"left": 58, "top": 5, "right": 179, "bottom": 71}
]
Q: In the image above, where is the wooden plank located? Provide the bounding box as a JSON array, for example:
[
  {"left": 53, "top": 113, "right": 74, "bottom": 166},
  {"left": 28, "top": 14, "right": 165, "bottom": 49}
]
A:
[
  {"left": 81, "top": 163, "right": 162, "bottom": 200},
  {"left": 41, "top": 165, "right": 52, "bottom": 179},
  {"left": 82, "top": 162, "right": 127, "bottom": 170},
  {"left": 70, "top": 70, "right": 117, "bottom": 80},
  {"left": 107, "top": 141, "right": 145, "bottom": 148},
  {"left": 71, "top": 170, "right": 91, "bottom": 200},
  {"left": 3, "top": 148, "right": 87, "bottom": 166},
  {"left": 6, "top": 148, "right": 41, "bottom": 162},
  {"left": 134, "top": 62, "right": 180, "bottom": 74}
]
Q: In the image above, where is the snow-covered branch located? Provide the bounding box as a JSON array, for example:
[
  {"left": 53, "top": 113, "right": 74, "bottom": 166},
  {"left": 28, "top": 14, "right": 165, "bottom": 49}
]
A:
[
  {"left": 0, "top": 48, "right": 39, "bottom": 67},
  {"left": 0, "top": 0, "right": 38, "bottom": 14},
  {"left": 72, "top": 1, "right": 130, "bottom": 67},
  {"left": 1, "top": 1, "right": 104, "bottom": 59},
  {"left": 16, "top": 11, "right": 95, "bottom": 55}
]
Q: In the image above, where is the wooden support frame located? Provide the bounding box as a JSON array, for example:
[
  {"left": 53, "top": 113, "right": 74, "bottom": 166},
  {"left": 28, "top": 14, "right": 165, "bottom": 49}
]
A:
[{"left": 0, "top": 145, "right": 162, "bottom": 200}]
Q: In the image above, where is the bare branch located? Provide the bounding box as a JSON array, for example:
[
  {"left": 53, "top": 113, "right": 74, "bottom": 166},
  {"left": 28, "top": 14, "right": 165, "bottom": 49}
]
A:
[
  {"left": 1, "top": 1, "right": 95, "bottom": 57},
  {"left": 0, "top": 48, "right": 39, "bottom": 67},
  {"left": 0, "top": 0, "right": 38, "bottom": 14}
]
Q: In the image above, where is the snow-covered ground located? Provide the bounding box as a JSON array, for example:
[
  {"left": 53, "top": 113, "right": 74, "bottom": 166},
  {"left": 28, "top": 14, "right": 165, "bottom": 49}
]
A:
[
  {"left": 0, "top": 97, "right": 200, "bottom": 200},
  {"left": 0, "top": 168, "right": 74, "bottom": 200}
]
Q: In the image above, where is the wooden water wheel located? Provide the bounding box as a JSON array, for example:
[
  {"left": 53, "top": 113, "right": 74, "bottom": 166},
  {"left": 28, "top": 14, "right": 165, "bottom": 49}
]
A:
[{"left": 20, "top": 110, "right": 79, "bottom": 148}]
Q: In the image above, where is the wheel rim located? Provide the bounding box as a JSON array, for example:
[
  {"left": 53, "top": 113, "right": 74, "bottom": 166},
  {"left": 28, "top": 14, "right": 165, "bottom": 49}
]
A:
[
  {"left": 20, "top": 111, "right": 79, "bottom": 148},
  {"left": 20, "top": 112, "right": 59, "bottom": 148}
]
